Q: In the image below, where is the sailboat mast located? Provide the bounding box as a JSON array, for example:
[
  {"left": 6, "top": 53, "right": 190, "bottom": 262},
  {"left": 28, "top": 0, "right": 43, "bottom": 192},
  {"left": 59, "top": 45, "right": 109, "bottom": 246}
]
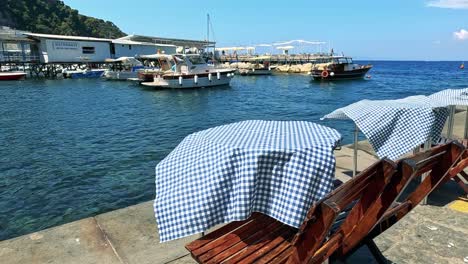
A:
[{"left": 207, "top": 14, "right": 210, "bottom": 49}]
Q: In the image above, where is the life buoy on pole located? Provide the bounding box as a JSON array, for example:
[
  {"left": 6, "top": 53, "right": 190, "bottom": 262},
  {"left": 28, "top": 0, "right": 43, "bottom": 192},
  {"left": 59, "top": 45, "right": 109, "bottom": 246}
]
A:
[{"left": 321, "top": 70, "right": 329, "bottom": 78}]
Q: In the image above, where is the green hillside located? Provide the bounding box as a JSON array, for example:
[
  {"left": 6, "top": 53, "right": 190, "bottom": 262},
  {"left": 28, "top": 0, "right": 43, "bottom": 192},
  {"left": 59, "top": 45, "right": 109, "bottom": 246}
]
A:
[{"left": 0, "top": 0, "right": 126, "bottom": 38}]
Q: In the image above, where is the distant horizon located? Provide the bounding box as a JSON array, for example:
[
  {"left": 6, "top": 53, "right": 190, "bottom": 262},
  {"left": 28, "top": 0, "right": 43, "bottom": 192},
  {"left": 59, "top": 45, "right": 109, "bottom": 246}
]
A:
[{"left": 61, "top": 0, "right": 468, "bottom": 61}]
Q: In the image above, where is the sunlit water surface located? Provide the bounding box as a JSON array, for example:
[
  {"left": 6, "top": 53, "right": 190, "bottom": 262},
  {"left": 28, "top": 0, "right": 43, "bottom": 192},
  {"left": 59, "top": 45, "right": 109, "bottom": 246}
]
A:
[{"left": 0, "top": 61, "right": 466, "bottom": 240}]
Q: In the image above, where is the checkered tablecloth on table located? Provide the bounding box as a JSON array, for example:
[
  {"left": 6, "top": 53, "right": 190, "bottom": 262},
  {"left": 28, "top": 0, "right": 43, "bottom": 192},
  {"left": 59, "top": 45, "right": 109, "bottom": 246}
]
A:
[
  {"left": 429, "top": 88, "right": 468, "bottom": 107},
  {"left": 154, "top": 120, "right": 341, "bottom": 242},
  {"left": 322, "top": 95, "right": 449, "bottom": 160}
]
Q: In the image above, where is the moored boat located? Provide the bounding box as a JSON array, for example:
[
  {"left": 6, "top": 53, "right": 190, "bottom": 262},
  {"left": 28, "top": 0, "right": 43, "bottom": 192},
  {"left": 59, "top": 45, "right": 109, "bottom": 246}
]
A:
[
  {"left": 141, "top": 54, "right": 236, "bottom": 89},
  {"left": 311, "top": 56, "right": 372, "bottom": 81},
  {"left": 104, "top": 57, "right": 144, "bottom": 81},
  {"left": 238, "top": 56, "right": 274, "bottom": 76},
  {"left": 63, "top": 69, "right": 106, "bottom": 79},
  {"left": 0, "top": 71, "right": 27, "bottom": 81}
]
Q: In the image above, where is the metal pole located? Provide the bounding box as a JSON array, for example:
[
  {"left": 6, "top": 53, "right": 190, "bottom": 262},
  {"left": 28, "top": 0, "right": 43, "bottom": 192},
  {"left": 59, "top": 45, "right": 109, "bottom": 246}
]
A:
[
  {"left": 353, "top": 124, "right": 359, "bottom": 177},
  {"left": 421, "top": 138, "right": 432, "bottom": 205},
  {"left": 447, "top": 105, "right": 456, "bottom": 139},
  {"left": 464, "top": 106, "right": 468, "bottom": 139}
]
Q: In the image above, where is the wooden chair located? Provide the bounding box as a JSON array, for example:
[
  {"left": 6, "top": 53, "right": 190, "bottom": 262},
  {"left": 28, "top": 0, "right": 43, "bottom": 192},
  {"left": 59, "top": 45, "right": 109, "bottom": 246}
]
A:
[
  {"left": 446, "top": 148, "right": 468, "bottom": 195},
  {"left": 336, "top": 141, "right": 466, "bottom": 263},
  {"left": 432, "top": 138, "right": 468, "bottom": 195},
  {"left": 185, "top": 158, "right": 398, "bottom": 264}
]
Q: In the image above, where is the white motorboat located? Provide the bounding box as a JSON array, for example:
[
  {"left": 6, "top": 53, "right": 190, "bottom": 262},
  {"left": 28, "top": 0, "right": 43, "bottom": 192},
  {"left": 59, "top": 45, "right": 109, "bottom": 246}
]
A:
[
  {"left": 104, "top": 57, "right": 144, "bottom": 81},
  {"left": 63, "top": 68, "right": 106, "bottom": 79},
  {"left": 141, "top": 54, "right": 236, "bottom": 89}
]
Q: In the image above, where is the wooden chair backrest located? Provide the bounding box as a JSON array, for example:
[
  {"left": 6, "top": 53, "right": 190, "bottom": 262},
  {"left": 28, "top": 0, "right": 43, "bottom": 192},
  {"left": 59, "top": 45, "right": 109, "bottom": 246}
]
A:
[
  {"left": 341, "top": 141, "right": 465, "bottom": 257},
  {"left": 391, "top": 141, "right": 464, "bottom": 219},
  {"left": 287, "top": 142, "right": 464, "bottom": 263},
  {"left": 286, "top": 158, "right": 397, "bottom": 263},
  {"left": 337, "top": 142, "right": 463, "bottom": 257}
]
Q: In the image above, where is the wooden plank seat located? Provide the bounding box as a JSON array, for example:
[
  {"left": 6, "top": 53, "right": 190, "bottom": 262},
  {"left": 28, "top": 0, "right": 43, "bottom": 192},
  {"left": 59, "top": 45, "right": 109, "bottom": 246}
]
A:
[
  {"left": 336, "top": 141, "right": 466, "bottom": 263},
  {"left": 186, "top": 158, "right": 398, "bottom": 264}
]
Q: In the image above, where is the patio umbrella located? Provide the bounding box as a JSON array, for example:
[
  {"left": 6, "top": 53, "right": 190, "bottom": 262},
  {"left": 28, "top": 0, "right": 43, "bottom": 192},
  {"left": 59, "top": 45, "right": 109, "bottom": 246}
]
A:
[
  {"left": 154, "top": 120, "right": 341, "bottom": 242},
  {"left": 322, "top": 95, "right": 449, "bottom": 175}
]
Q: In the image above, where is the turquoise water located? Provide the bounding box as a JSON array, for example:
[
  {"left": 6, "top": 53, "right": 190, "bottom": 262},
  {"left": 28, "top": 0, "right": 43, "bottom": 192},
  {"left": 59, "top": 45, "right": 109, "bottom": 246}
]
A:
[{"left": 0, "top": 61, "right": 467, "bottom": 240}]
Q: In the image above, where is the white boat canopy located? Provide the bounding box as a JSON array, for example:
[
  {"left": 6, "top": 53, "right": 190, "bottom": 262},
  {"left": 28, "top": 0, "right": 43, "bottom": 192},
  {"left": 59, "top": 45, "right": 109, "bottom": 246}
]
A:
[
  {"left": 105, "top": 57, "right": 142, "bottom": 66},
  {"left": 276, "top": 46, "right": 294, "bottom": 50},
  {"left": 273, "top": 40, "right": 327, "bottom": 46}
]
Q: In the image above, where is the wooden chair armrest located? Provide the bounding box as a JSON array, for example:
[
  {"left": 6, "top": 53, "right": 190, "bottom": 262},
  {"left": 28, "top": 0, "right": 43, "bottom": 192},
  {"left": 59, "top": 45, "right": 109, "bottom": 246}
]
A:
[{"left": 449, "top": 157, "right": 468, "bottom": 177}]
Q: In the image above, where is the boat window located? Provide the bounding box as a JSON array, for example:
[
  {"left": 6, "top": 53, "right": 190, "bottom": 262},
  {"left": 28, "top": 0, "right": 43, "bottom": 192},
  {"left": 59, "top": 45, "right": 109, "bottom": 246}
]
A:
[
  {"left": 187, "top": 56, "right": 206, "bottom": 65},
  {"left": 82, "top": 47, "right": 95, "bottom": 54},
  {"left": 347, "top": 58, "right": 353, "bottom": 63},
  {"left": 338, "top": 58, "right": 348, "bottom": 64}
]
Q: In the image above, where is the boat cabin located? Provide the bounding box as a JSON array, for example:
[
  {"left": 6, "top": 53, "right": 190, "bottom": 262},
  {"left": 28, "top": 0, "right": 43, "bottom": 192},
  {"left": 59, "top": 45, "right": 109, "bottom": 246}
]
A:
[
  {"left": 313, "top": 56, "right": 360, "bottom": 71},
  {"left": 137, "top": 54, "right": 175, "bottom": 71},
  {"left": 173, "top": 54, "right": 211, "bottom": 74}
]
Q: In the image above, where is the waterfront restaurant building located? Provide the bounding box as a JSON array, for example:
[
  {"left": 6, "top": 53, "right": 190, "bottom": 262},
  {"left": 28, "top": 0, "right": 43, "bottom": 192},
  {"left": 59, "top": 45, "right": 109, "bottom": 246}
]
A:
[
  {"left": 25, "top": 33, "right": 113, "bottom": 63},
  {"left": 0, "top": 27, "right": 215, "bottom": 64}
]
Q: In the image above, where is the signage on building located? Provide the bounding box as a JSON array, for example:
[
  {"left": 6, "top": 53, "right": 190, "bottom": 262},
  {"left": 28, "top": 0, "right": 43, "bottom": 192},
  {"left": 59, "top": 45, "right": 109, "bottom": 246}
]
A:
[{"left": 52, "top": 41, "right": 78, "bottom": 50}]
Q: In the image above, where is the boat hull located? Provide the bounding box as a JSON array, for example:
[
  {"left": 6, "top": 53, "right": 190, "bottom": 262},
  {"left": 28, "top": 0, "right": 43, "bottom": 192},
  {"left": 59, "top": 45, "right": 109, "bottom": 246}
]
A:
[
  {"left": 0, "top": 72, "right": 26, "bottom": 81},
  {"left": 104, "top": 71, "right": 138, "bottom": 81},
  {"left": 239, "top": 69, "right": 272, "bottom": 76},
  {"left": 311, "top": 67, "right": 371, "bottom": 81},
  {"left": 141, "top": 70, "right": 235, "bottom": 89},
  {"left": 64, "top": 70, "right": 105, "bottom": 79}
]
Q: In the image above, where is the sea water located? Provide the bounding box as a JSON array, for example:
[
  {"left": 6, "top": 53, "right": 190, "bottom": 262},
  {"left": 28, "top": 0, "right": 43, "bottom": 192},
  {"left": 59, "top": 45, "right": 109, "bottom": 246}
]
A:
[{"left": 0, "top": 61, "right": 466, "bottom": 240}]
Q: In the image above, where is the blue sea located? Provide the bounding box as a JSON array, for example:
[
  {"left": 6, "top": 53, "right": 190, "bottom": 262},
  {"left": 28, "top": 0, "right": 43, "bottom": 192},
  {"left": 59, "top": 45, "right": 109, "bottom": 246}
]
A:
[{"left": 0, "top": 61, "right": 466, "bottom": 240}]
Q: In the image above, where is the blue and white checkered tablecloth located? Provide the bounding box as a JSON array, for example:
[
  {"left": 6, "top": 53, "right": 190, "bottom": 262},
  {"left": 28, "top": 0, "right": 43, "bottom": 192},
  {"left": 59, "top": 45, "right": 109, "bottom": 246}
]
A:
[
  {"left": 154, "top": 120, "right": 341, "bottom": 242},
  {"left": 429, "top": 88, "right": 468, "bottom": 106},
  {"left": 322, "top": 96, "right": 449, "bottom": 160}
]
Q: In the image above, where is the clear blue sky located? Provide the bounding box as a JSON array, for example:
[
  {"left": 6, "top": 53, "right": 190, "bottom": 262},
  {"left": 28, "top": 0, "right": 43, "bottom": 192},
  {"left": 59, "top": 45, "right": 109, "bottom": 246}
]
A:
[{"left": 63, "top": 0, "right": 468, "bottom": 60}]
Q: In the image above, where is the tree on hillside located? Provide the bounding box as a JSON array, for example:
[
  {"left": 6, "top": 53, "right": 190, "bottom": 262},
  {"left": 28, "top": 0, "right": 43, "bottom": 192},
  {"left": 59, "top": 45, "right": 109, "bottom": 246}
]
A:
[{"left": 1, "top": 0, "right": 126, "bottom": 38}]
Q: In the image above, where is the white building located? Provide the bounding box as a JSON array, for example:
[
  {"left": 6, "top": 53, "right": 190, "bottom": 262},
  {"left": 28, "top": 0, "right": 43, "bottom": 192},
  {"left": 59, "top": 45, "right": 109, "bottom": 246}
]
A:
[
  {"left": 1, "top": 27, "right": 215, "bottom": 64},
  {"left": 112, "top": 38, "right": 176, "bottom": 57},
  {"left": 25, "top": 33, "right": 112, "bottom": 63}
]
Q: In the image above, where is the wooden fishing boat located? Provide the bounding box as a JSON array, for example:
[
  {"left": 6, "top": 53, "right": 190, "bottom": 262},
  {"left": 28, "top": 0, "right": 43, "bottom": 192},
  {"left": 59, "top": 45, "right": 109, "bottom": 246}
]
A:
[{"left": 311, "top": 56, "right": 372, "bottom": 81}]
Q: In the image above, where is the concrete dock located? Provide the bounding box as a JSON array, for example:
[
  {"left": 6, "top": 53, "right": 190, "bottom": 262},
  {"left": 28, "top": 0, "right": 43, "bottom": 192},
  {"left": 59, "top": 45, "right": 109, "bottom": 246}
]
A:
[{"left": 1, "top": 112, "right": 467, "bottom": 263}]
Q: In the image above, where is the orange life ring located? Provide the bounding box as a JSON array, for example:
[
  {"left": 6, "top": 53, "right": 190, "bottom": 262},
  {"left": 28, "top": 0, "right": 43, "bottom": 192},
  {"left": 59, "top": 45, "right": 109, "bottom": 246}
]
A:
[{"left": 321, "top": 70, "right": 329, "bottom": 78}]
